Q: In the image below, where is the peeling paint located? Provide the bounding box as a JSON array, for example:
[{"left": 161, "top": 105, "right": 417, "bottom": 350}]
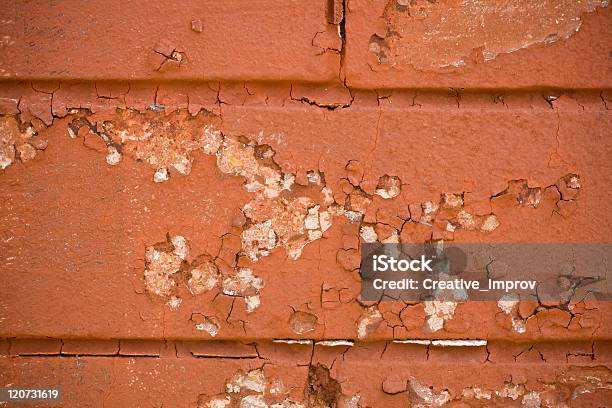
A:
[
  {"left": 226, "top": 369, "right": 267, "bottom": 394},
  {"left": 221, "top": 268, "right": 265, "bottom": 298},
  {"left": 0, "top": 117, "right": 47, "bottom": 169},
  {"left": 195, "top": 316, "right": 221, "bottom": 337},
  {"left": 424, "top": 300, "right": 457, "bottom": 333},
  {"left": 357, "top": 306, "right": 383, "bottom": 339},
  {"left": 372, "top": 0, "right": 609, "bottom": 70},
  {"left": 375, "top": 175, "right": 401, "bottom": 199},
  {"left": 200, "top": 367, "right": 340, "bottom": 408},
  {"left": 143, "top": 236, "right": 185, "bottom": 298},
  {"left": 408, "top": 377, "right": 451, "bottom": 407},
  {"left": 289, "top": 311, "right": 318, "bottom": 335}
]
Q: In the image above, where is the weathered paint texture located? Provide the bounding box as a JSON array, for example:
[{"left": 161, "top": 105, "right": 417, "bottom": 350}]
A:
[
  {"left": 1, "top": 0, "right": 611, "bottom": 406},
  {"left": 369, "top": 0, "right": 608, "bottom": 70}
]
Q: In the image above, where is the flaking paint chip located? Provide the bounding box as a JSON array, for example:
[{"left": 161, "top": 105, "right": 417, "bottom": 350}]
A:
[{"left": 191, "top": 19, "right": 203, "bottom": 33}]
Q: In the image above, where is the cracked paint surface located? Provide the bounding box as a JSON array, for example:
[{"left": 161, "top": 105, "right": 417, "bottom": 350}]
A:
[
  {"left": 0, "top": 116, "right": 47, "bottom": 169},
  {"left": 197, "top": 365, "right": 359, "bottom": 408},
  {"left": 77, "top": 106, "right": 592, "bottom": 339},
  {"left": 369, "top": 0, "right": 608, "bottom": 70},
  {"left": 67, "top": 109, "right": 221, "bottom": 182},
  {"left": 4, "top": 99, "right": 597, "bottom": 344},
  {"left": 144, "top": 233, "right": 265, "bottom": 335},
  {"left": 0, "top": 91, "right": 606, "bottom": 345},
  {"left": 0, "top": 37, "right": 610, "bottom": 408},
  {"left": 1, "top": 0, "right": 611, "bottom": 405}
]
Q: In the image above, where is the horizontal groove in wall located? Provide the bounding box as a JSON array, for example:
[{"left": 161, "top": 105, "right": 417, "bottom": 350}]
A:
[{"left": 2, "top": 338, "right": 610, "bottom": 361}]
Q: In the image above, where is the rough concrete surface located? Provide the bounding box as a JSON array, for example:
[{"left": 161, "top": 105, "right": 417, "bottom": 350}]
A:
[{"left": 0, "top": 1, "right": 611, "bottom": 407}]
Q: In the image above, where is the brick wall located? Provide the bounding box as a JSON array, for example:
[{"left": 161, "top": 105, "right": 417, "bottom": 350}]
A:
[{"left": 0, "top": 1, "right": 611, "bottom": 406}]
